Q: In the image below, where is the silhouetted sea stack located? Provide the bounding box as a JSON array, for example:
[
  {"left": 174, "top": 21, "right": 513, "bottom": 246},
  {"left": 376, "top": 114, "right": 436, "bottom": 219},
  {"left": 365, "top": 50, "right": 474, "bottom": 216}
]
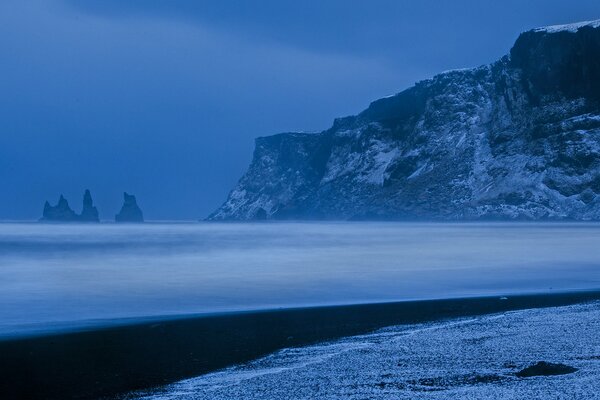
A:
[
  {"left": 41, "top": 195, "right": 78, "bottom": 222},
  {"left": 115, "top": 192, "right": 144, "bottom": 222},
  {"left": 41, "top": 190, "right": 100, "bottom": 222},
  {"left": 79, "top": 189, "right": 100, "bottom": 222}
]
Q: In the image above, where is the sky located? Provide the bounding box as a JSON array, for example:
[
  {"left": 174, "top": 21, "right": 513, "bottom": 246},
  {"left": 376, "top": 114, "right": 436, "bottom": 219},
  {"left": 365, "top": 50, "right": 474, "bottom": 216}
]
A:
[{"left": 1, "top": 0, "right": 599, "bottom": 220}]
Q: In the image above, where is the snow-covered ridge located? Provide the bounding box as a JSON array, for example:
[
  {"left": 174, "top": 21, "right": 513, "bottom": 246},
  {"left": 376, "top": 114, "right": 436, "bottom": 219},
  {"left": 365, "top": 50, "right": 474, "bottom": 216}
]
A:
[
  {"left": 209, "top": 19, "right": 600, "bottom": 221},
  {"left": 533, "top": 19, "right": 600, "bottom": 33},
  {"left": 439, "top": 67, "right": 473, "bottom": 75}
]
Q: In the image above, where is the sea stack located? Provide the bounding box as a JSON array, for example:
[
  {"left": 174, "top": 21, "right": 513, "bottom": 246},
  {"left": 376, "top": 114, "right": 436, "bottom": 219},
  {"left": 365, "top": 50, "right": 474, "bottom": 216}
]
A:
[
  {"left": 41, "top": 190, "right": 100, "bottom": 222},
  {"left": 41, "top": 195, "right": 79, "bottom": 222},
  {"left": 79, "top": 189, "right": 100, "bottom": 222},
  {"left": 115, "top": 192, "right": 144, "bottom": 223}
]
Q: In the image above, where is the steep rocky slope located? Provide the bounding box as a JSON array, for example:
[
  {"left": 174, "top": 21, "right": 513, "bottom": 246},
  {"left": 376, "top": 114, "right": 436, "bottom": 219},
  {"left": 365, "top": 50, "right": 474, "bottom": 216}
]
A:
[{"left": 210, "top": 20, "right": 600, "bottom": 220}]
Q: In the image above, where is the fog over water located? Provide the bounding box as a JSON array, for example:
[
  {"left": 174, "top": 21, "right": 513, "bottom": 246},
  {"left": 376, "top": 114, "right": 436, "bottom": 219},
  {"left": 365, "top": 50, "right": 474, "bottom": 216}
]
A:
[{"left": 1, "top": 222, "right": 599, "bottom": 336}]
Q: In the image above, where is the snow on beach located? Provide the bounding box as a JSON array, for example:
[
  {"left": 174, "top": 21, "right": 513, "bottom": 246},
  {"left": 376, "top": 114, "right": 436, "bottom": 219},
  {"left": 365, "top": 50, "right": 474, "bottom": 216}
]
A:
[{"left": 127, "top": 301, "right": 600, "bottom": 399}]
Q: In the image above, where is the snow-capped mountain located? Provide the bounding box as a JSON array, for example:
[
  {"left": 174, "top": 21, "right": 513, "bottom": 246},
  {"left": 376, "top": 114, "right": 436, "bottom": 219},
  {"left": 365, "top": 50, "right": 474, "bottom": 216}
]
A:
[{"left": 210, "top": 20, "right": 600, "bottom": 221}]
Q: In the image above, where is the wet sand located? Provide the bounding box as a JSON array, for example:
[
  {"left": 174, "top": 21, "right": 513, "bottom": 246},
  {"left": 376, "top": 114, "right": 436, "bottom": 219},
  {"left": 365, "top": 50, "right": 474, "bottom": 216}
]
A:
[
  {"left": 129, "top": 301, "right": 600, "bottom": 399},
  {"left": 1, "top": 290, "right": 600, "bottom": 399}
]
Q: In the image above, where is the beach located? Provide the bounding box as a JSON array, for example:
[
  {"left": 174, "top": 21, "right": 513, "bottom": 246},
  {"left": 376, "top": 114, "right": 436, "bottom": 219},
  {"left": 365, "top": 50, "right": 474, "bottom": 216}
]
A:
[
  {"left": 127, "top": 299, "right": 600, "bottom": 400},
  {"left": 2, "top": 291, "right": 600, "bottom": 399}
]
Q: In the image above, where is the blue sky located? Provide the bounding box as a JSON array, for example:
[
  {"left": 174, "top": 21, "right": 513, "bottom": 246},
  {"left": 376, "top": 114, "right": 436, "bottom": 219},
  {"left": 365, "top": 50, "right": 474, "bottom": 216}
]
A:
[{"left": 1, "top": 0, "right": 599, "bottom": 219}]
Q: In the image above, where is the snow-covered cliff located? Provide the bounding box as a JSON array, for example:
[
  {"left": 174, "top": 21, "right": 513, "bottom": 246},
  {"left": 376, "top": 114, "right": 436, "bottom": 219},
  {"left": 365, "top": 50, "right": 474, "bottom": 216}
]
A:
[{"left": 210, "top": 20, "right": 600, "bottom": 220}]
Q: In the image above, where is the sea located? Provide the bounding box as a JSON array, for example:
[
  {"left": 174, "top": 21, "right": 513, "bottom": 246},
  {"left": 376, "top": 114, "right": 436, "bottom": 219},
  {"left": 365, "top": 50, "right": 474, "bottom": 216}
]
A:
[{"left": 1, "top": 221, "right": 600, "bottom": 337}]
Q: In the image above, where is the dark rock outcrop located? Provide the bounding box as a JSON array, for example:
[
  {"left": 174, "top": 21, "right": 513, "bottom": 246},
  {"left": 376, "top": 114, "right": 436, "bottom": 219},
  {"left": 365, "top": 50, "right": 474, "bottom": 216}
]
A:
[
  {"left": 41, "top": 190, "right": 99, "bottom": 222},
  {"left": 210, "top": 20, "right": 600, "bottom": 221},
  {"left": 41, "top": 195, "right": 79, "bottom": 222},
  {"left": 79, "top": 189, "right": 100, "bottom": 222},
  {"left": 115, "top": 192, "right": 144, "bottom": 223},
  {"left": 516, "top": 361, "right": 578, "bottom": 377}
]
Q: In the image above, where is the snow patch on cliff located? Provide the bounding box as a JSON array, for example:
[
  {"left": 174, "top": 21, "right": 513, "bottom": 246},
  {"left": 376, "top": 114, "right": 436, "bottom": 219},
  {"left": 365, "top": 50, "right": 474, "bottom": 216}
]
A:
[{"left": 534, "top": 19, "right": 600, "bottom": 33}]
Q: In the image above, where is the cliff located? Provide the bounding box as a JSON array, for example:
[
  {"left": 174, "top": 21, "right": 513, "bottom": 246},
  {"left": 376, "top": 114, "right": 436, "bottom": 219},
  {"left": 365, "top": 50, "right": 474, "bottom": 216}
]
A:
[{"left": 210, "top": 20, "right": 600, "bottom": 221}]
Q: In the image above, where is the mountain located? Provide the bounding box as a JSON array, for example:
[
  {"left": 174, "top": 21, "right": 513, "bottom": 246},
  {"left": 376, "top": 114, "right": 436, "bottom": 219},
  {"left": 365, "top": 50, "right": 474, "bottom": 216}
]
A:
[
  {"left": 115, "top": 192, "right": 144, "bottom": 222},
  {"left": 41, "top": 190, "right": 100, "bottom": 222},
  {"left": 209, "top": 20, "right": 600, "bottom": 221}
]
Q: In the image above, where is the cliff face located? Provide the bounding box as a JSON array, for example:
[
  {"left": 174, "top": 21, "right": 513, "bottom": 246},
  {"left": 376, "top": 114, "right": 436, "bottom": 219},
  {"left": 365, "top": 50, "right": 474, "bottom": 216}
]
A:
[{"left": 209, "top": 20, "right": 600, "bottom": 221}]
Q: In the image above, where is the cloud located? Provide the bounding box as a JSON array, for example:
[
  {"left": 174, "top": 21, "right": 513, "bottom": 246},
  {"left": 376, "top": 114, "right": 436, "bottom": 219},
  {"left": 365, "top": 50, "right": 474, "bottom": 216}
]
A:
[
  {"left": 0, "top": 0, "right": 405, "bottom": 219},
  {"left": 60, "top": 0, "right": 493, "bottom": 69}
]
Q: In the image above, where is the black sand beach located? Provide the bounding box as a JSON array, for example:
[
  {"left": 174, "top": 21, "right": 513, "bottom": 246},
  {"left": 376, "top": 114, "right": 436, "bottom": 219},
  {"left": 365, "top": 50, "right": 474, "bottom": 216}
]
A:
[{"left": 2, "top": 291, "right": 600, "bottom": 400}]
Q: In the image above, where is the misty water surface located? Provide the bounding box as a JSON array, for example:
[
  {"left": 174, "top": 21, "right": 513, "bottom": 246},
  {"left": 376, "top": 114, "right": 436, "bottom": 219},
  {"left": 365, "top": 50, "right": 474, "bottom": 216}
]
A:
[{"left": 1, "top": 222, "right": 599, "bottom": 336}]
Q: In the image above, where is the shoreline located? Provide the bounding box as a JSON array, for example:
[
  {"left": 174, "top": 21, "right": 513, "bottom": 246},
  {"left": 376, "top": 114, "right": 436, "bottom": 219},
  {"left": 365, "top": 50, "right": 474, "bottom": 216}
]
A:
[
  {"left": 2, "top": 290, "right": 600, "bottom": 399},
  {"left": 128, "top": 300, "right": 600, "bottom": 399},
  {"left": 1, "top": 288, "right": 592, "bottom": 341}
]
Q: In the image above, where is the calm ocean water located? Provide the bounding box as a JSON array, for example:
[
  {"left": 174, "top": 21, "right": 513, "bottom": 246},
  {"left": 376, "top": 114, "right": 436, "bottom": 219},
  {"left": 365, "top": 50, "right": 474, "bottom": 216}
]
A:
[{"left": 1, "top": 222, "right": 599, "bottom": 336}]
